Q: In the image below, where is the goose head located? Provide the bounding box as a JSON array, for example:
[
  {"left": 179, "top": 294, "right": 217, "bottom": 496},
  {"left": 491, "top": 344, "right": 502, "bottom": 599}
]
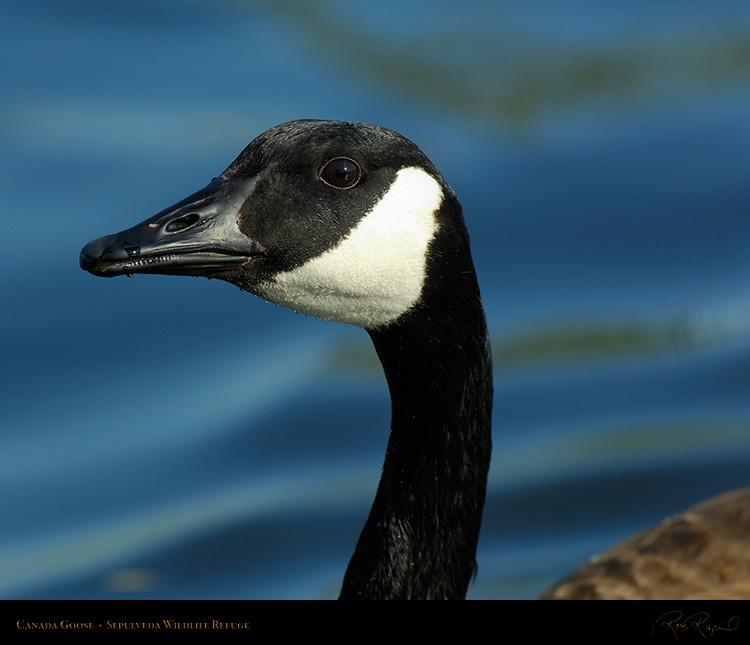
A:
[{"left": 80, "top": 120, "right": 466, "bottom": 331}]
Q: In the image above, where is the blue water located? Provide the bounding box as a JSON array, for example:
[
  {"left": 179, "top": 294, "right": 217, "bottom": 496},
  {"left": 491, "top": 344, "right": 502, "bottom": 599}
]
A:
[{"left": 2, "top": 0, "right": 750, "bottom": 599}]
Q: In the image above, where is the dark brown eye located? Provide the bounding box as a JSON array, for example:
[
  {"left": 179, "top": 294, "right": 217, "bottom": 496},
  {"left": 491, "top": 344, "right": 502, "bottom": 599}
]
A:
[{"left": 320, "top": 158, "right": 360, "bottom": 189}]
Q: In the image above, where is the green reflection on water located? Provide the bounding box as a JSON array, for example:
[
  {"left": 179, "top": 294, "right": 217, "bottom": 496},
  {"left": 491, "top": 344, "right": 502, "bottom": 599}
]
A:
[{"left": 229, "top": 0, "right": 750, "bottom": 128}]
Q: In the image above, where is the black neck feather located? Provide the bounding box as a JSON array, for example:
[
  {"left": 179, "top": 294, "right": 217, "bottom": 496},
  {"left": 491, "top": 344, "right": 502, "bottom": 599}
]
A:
[{"left": 339, "top": 248, "right": 493, "bottom": 599}]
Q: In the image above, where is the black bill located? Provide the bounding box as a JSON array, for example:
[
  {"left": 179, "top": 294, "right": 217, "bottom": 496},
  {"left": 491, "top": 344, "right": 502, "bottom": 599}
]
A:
[{"left": 80, "top": 176, "right": 264, "bottom": 277}]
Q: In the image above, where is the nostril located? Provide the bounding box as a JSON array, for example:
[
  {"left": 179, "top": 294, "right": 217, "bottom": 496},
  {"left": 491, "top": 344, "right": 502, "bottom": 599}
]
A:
[{"left": 166, "top": 213, "right": 200, "bottom": 232}]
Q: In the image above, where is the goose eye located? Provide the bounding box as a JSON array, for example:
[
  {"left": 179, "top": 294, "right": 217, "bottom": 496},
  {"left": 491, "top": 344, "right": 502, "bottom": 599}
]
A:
[{"left": 320, "top": 158, "right": 360, "bottom": 189}]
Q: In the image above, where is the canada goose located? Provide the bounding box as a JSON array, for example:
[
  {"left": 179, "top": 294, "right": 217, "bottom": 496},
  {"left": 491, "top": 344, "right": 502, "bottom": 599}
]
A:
[
  {"left": 541, "top": 488, "right": 750, "bottom": 599},
  {"left": 80, "top": 120, "right": 493, "bottom": 599},
  {"left": 81, "top": 120, "right": 749, "bottom": 600}
]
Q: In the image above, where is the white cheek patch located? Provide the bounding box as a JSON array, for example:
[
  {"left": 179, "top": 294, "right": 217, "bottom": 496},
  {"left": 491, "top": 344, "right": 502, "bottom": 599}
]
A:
[{"left": 259, "top": 166, "right": 442, "bottom": 329}]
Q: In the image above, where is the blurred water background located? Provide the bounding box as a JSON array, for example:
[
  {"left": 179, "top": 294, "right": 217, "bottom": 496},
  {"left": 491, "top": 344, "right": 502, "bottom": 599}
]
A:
[{"left": 1, "top": 0, "right": 750, "bottom": 599}]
